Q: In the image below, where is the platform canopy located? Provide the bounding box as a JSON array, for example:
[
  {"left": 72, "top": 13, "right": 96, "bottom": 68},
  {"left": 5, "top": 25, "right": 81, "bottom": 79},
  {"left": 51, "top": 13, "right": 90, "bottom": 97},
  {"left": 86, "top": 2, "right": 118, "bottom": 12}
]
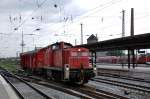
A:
[{"left": 75, "top": 33, "right": 150, "bottom": 51}]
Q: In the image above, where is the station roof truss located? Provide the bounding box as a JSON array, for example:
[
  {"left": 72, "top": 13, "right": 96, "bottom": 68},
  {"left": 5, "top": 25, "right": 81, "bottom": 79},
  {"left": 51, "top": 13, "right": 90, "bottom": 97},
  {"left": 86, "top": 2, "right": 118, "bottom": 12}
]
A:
[{"left": 75, "top": 33, "right": 150, "bottom": 51}]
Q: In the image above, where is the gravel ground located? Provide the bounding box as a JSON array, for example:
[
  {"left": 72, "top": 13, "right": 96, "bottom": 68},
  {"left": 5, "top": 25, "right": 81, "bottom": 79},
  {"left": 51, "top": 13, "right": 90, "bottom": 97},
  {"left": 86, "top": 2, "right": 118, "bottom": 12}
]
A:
[
  {"left": 96, "top": 76, "right": 150, "bottom": 88},
  {"left": 88, "top": 80, "right": 150, "bottom": 99},
  {"left": 97, "top": 64, "right": 150, "bottom": 81}
]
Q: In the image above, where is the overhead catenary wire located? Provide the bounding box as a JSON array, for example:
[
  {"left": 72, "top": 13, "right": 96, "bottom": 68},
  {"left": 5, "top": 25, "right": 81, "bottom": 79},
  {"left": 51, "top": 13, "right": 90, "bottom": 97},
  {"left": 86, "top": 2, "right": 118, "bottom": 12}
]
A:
[
  {"left": 10, "top": 0, "right": 125, "bottom": 41},
  {"left": 47, "top": 0, "right": 149, "bottom": 41},
  {"left": 46, "top": 0, "right": 125, "bottom": 36},
  {"left": 31, "top": 0, "right": 121, "bottom": 42},
  {"left": 14, "top": 0, "right": 48, "bottom": 30}
]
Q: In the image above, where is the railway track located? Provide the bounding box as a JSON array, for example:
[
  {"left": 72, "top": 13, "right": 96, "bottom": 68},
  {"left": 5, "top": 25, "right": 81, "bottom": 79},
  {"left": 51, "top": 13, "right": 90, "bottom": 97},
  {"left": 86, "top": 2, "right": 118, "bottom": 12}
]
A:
[
  {"left": 74, "top": 85, "right": 128, "bottom": 99},
  {"left": 1, "top": 72, "right": 53, "bottom": 99},
  {"left": 91, "top": 77, "right": 150, "bottom": 93},
  {"left": 14, "top": 74, "right": 93, "bottom": 98},
  {"left": 2, "top": 69, "right": 90, "bottom": 99},
  {"left": 17, "top": 74, "right": 128, "bottom": 99},
  {"left": 98, "top": 72, "right": 150, "bottom": 83},
  {"left": 0, "top": 67, "right": 129, "bottom": 99}
]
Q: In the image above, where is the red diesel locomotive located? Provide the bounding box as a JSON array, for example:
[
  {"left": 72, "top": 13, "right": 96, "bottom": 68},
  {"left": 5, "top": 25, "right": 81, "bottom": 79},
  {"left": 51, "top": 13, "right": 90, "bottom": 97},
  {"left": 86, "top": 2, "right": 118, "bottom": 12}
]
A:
[{"left": 20, "top": 42, "right": 96, "bottom": 84}]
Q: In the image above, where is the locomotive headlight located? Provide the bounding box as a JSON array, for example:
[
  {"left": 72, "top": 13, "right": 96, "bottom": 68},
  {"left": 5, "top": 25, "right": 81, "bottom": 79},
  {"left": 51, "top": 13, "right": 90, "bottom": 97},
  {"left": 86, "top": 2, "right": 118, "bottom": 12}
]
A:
[
  {"left": 78, "top": 49, "right": 81, "bottom": 51},
  {"left": 66, "top": 65, "right": 69, "bottom": 71},
  {"left": 64, "top": 64, "right": 70, "bottom": 80},
  {"left": 66, "top": 67, "right": 69, "bottom": 71},
  {"left": 93, "top": 64, "right": 97, "bottom": 76},
  {"left": 94, "top": 67, "right": 97, "bottom": 70}
]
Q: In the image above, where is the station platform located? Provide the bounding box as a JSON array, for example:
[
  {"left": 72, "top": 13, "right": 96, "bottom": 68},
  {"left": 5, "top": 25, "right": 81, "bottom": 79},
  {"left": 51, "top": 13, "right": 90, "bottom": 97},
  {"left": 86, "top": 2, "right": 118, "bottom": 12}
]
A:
[
  {"left": 0, "top": 75, "right": 19, "bottom": 99},
  {"left": 97, "top": 64, "right": 150, "bottom": 73}
]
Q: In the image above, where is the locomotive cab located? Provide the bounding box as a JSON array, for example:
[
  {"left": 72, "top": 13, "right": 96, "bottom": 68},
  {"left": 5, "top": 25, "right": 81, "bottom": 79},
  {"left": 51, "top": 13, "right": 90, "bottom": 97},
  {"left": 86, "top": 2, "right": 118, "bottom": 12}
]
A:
[{"left": 63, "top": 47, "right": 96, "bottom": 83}]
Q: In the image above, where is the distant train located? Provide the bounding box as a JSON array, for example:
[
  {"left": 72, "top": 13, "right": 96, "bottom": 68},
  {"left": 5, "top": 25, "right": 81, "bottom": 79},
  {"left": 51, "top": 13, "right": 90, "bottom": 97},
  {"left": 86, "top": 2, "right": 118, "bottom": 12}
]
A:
[
  {"left": 20, "top": 42, "right": 96, "bottom": 84},
  {"left": 96, "top": 55, "right": 150, "bottom": 64}
]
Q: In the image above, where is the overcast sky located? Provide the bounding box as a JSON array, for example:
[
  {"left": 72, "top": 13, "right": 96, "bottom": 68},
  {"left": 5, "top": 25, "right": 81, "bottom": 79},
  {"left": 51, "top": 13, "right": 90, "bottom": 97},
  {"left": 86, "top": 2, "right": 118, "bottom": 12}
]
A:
[{"left": 0, "top": 0, "right": 150, "bottom": 57}]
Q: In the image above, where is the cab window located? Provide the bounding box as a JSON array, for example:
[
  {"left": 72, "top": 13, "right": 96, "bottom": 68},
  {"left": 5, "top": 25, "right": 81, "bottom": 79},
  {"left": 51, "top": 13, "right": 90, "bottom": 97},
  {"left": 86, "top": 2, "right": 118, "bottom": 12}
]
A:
[
  {"left": 81, "top": 52, "right": 88, "bottom": 56},
  {"left": 71, "top": 52, "right": 78, "bottom": 56},
  {"left": 71, "top": 52, "right": 88, "bottom": 57}
]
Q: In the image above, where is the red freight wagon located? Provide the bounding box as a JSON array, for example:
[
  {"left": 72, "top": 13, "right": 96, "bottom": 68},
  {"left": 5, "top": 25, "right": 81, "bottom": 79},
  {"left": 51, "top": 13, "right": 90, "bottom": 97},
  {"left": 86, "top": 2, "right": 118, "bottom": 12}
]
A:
[
  {"left": 20, "top": 42, "right": 96, "bottom": 84},
  {"left": 20, "top": 50, "right": 37, "bottom": 70},
  {"left": 36, "top": 48, "right": 46, "bottom": 68}
]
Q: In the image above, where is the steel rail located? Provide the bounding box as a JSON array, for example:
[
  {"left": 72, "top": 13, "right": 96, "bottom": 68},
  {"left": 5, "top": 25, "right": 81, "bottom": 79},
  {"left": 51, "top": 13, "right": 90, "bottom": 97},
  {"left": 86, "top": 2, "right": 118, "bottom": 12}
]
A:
[
  {"left": 2, "top": 71, "right": 52, "bottom": 99},
  {"left": 91, "top": 78, "right": 150, "bottom": 93},
  {"left": 98, "top": 72, "right": 150, "bottom": 83},
  {"left": 17, "top": 74, "right": 128, "bottom": 99},
  {"left": 1, "top": 74, "right": 25, "bottom": 99}
]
